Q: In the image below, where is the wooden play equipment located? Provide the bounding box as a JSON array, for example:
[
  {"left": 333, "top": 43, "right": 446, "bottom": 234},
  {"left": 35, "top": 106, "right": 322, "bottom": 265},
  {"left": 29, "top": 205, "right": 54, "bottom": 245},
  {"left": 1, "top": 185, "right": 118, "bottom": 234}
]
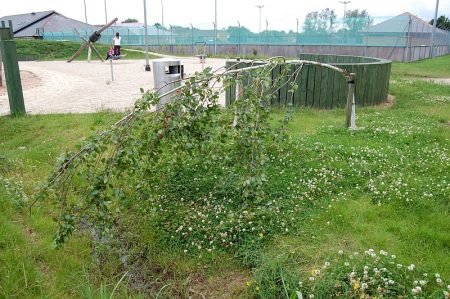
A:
[
  {"left": 0, "top": 20, "right": 26, "bottom": 116},
  {"left": 67, "top": 18, "right": 118, "bottom": 63}
]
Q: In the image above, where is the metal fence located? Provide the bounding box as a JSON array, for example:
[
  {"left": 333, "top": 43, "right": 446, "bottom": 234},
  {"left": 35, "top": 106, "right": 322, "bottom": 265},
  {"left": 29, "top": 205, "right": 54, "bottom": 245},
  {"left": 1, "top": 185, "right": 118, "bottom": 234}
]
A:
[{"left": 42, "top": 15, "right": 450, "bottom": 60}]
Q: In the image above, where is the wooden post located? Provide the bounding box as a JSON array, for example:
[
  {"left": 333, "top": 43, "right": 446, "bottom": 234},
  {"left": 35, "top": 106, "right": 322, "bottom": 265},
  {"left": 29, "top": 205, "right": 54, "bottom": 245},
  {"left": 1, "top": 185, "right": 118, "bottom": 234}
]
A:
[
  {"left": 0, "top": 21, "right": 4, "bottom": 87},
  {"left": 87, "top": 45, "right": 92, "bottom": 63},
  {"left": 0, "top": 26, "right": 26, "bottom": 116},
  {"left": 345, "top": 73, "right": 356, "bottom": 129},
  {"left": 0, "top": 42, "right": 3, "bottom": 87}
]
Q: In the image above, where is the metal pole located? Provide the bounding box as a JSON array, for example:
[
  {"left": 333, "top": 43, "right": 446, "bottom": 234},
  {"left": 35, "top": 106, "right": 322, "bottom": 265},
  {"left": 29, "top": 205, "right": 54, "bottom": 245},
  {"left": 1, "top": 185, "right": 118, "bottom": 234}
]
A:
[
  {"left": 265, "top": 19, "right": 268, "bottom": 44},
  {"left": 296, "top": 18, "right": 299, "bottom": 44},
  {"left": 190, "top": 23, "right": 194, "bottom": 55},
  {"left": 430, "top": 0, "right": 439, "bottom": 58},
  {"left": 83, "top": 0, "right": 88, "bottom": 24},
  {"left": 339, "top": 1, "right": 351, "bottom": 28},
  {"left": 161, "top": 0, "right": 164, "bottom": 27},
  {"left": 214, "top": 0, "right": 217, "bottom": 55},
  {"left": 143, "top": 0, "right": 151, "bottom": 71},
  {"left": 237, "top": 21, "right": 241, "bottom": 55},
  {"left": 110, "top": 59, "right": 114, "bottom": 81},
  {"left": 256, "top": 5, "right": 264, "bottom": 44},
  {"left": 104, "top": 0, "right": 108, "bottom": 25}
]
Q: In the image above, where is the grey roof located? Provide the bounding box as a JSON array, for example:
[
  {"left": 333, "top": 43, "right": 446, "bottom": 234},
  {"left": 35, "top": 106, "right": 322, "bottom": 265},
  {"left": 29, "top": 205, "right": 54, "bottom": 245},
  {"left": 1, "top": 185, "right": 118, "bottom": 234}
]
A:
[
  {"left": 0, "top": 10, "right": 95, "bottom": 37},
  {"left": 368, "top": 12, "right": 441, "bottom": 33}
]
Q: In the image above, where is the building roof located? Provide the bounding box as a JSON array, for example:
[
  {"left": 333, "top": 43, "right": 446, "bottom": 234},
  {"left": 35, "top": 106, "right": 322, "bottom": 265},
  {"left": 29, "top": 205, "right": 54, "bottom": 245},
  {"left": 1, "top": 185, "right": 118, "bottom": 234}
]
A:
[
  {"left": 0, "top": 10, "right": 94, "bottom": 37},
  {"left": 368, "top": 12, "right": 443, "bottom": 33}
]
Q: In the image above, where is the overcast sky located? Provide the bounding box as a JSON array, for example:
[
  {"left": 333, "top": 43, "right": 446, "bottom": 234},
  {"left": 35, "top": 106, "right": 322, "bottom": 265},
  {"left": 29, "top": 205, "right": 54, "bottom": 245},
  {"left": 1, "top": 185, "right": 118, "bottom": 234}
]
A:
[{"left": 2, "top": 0, "right": 448, "bottom": 32}]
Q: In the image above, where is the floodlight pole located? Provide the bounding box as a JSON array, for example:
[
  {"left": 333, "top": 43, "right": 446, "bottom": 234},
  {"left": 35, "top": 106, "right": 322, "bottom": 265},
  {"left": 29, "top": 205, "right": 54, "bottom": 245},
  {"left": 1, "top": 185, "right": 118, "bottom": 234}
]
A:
[
  {"left": 161, "top": 0, "right": 165, "bottom": 27},
  {"left": 83, "top": 0, "right": 88, "bottom": 24},
  {"left": 296, "top": 18, "right": 299, "bottom": 44},
  {"left": 214, "top": 0, "right": 217, "bottom": 55},
  {"left": 265, "top": 19, "right": 268, "bottom": 44},
  {"left": 339, "top": 0, "right": 351, "bottom": 27},
  {"left": 143, "top": 0, "right": 151, "bottom": 71},
  {"left": 104, "top": 0, "right": 108, "bottom": 25},
  {"left": 430, "top": 0, "right": 439, "bottom": 58},
  {"left": 237, "top": 20, "right": 241, "bottom": 55},
  {"left": 256, "top": 5, "right": 264, "bottom": 43}
]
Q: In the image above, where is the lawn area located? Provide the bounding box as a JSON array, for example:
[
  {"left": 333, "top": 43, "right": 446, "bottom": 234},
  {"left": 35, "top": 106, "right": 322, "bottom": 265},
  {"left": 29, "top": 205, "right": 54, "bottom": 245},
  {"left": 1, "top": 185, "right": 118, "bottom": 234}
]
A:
[
  {"left": 0, "top": 57, "right": 449, "bottom": 298},
  {"left": 391, "top": 54, "right": 450, "bottom": 78},
  {"left": 16, "top": 39, "right": 160, "bottom": 61}
]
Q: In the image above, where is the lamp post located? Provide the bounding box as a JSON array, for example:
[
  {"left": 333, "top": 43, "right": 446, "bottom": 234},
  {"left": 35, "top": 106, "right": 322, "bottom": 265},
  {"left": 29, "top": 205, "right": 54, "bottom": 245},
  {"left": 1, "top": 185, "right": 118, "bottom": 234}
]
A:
[
  {"left": 143, "top": 0, "right": 151, "bottom": 71},
  {"left": 296, "top": 18, "right": 299, "bottom": 44},
  {"left": 161, "top": 0, "right": 164, "bottom": 27},
  {"left": 83, "top": 0, "right": 88, "bottom": 24},
  {"left": 104, "top": 0, "right": 108, "bottom": 24},
  {"left": 430, "top": 0, "right": 440, "bottom": 58},
  {"left": 265, "top": 19, "right": 268, "bottom": 44},
  {"left": 190, "top": 23, "right": 194, "bottom": 54},
  {"left": 237, "top": 20, "right": 241, "bottom": 54},
  {"left": 214, "top": 0, "right": 218, "bottom": 55},
  {"left": 339, "top": 0, "right": 351, "bottom": 28},
  {"left": 256, "top": 5, "right": 264, "bottom": 43}
]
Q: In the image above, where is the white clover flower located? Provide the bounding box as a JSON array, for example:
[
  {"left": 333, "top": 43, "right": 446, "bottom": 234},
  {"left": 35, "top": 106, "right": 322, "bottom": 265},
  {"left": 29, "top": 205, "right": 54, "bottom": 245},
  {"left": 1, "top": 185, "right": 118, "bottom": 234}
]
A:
[
  {"left": 437, "top": 278, "right": 443, "bottom": 284},
  {"left": 419, "top": 280, "right": 426, "bottom": 286},
  {"left": 407, "top": 264, "right": 415, "bottom": 271},
  {"left": 309, "top": 276, "right": 315, "bottom": 281},
  {"left": 391, "top": 255, "right": 396, "bottom": 259},
  {"left": 414, "top": 280, "right": 419, "bottom": 285},
  {"left": 344, "top": 262, "right": 349, "bottom": 266},
  {"left": 364, "top": 266, "right": 369, "bottom": 271},
  {"left": 309, "top": 295, "right": 315, "bottom": 299},
  {"left": 435, "top": 273, "right": 441, "bottom": 278},
  {"left": 338, "top": 250, "right": 344, "bottom": 255},
  {"left": 380, "top": 250, "right": 388, "bottom": 256},
  {"left": 447, "top": 285, "right": 450, "bottom": 290},
  {"left": 388, "top": 280, "right": 394, "bottom": 285},
  {"left": 361, "top": 283, "right": 368, "bottom": 289},
  {"left": 324, "top": 261, "right": 330, "bottom": 267}
]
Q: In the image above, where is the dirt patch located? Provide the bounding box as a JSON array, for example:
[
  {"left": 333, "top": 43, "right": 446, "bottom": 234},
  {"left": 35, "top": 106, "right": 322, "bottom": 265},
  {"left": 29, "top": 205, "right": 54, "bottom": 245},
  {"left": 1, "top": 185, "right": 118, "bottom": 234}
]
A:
[
  {"left": 377, "top": 94, "right": 395, "bottom": 109},
  {"left": 189, "top": 270, "right": 250, "bottom": 298},
  {"left": 0, "top": 70, "right": 41, "bottom": 96}
]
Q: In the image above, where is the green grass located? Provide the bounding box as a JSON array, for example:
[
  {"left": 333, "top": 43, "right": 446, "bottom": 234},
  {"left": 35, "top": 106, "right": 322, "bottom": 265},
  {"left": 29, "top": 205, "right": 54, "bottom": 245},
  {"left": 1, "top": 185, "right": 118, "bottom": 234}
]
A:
[
  {"left": 0, "top": 57, "right": 449, "bottom": 298},
  {"left": 16, "top": 40, "right": 161, "bottom": 61},
  {"left": 391, "top": 54, "right": 450, "bottom": 78}
]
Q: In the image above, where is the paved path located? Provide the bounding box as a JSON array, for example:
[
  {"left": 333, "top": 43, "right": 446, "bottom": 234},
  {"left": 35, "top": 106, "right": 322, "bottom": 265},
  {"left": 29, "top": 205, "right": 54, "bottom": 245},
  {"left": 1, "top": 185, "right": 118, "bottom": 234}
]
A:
[{"left": 0, "top": 57, "right": 227, "bottom": 115}]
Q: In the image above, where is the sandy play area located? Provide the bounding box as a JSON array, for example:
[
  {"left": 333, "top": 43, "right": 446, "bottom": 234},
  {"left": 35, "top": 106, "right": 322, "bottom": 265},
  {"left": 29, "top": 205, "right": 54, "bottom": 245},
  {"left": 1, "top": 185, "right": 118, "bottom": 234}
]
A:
[{"left": 0, "top": 57, "right": 227, "bottom": 115}]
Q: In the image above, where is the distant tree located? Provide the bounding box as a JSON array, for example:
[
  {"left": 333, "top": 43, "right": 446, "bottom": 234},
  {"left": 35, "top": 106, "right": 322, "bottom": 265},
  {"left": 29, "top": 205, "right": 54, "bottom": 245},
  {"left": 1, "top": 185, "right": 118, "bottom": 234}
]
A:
[
  {"left": 344, "top": 9, "right": 372, "bottom": 32},
  {"left": 303, "top": 8, "right": 337, "bottom": 33},
  {"left": 122, "top": 18, "right": 138, "bottom": 23},
  {"left": 429, "top": 15, "right": 450, "bottom": 31}
]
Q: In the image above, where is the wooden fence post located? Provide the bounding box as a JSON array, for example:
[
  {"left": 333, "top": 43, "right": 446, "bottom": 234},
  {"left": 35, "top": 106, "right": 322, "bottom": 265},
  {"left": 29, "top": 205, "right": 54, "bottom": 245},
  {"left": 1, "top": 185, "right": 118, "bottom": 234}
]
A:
[
  {"left": 345, "top": 73, "right": 356, "bottom": 129},
  {"left": 0, "top": 23, "right": 26, "bottom": 116}
]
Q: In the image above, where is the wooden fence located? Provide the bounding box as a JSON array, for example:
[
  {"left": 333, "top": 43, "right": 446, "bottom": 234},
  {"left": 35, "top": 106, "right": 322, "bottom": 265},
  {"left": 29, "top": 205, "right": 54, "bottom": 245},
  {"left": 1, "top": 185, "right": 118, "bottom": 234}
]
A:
[{"left": 225, "top": 54, "right": 391, "bottom": 109}]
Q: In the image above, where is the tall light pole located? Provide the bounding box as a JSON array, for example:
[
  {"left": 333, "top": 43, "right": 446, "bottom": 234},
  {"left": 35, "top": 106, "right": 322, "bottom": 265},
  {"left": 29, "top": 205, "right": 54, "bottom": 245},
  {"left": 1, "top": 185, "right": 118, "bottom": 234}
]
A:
[
  {"left": 430, "top": 0, "right": 440, "bottom": 58},
  {"left": 256, "top": 5, "right": 264, "bottom": 44},
  {"left": 104, "top": 0, "right": 108, "bottom": 24},
  {"left": 143, "top": 0, "right": 151, "bottom": 71},
  {"left": 190, "top": 23, "right": 194, "bottom": 54},
  {"left": 214, "top": 0, "right": 218, "bottom": 55},
  {"left": 339, "top": 0, "right": 351, "bottom": 30},
  {"left": 265, "top": 19, "right": 268, "bottom": 43},
  {"left": 161, "top": 0, "right": 164, "bottom": 27},
  {"left": 83, "top": 0, "right": 88, "bottom": 24},
  {"left": 296, "top": 18, "right": 299, "bottom": 44},
  {"left": 237, "top": 20, "right": 241, "bottom": 54}
]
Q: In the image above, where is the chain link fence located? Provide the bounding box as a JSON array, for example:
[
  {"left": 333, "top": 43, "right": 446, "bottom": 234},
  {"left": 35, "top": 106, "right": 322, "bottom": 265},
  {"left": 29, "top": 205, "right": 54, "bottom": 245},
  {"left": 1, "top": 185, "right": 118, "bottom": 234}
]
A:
[{"left": 42, "top": 15, "right": 450, "bottom": 61}]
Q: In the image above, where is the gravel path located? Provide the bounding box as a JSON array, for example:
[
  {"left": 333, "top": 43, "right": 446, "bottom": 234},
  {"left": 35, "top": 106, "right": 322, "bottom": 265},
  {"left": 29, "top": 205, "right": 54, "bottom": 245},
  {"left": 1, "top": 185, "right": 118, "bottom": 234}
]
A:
[{"left": 0, "top": 57, "right": 227, "bottom": 115}]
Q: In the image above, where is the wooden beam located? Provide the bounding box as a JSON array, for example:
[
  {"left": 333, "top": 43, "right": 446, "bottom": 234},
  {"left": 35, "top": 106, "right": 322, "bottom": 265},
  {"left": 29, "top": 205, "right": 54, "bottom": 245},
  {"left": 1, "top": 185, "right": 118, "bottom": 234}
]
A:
[{"left": 0, "top": 28, "right": 26, "bottom": 116}]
